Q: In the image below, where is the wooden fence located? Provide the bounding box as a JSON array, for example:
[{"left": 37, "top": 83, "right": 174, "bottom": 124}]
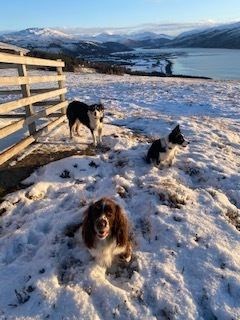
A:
[{"left": 0, "top": 52, "right": 68, "bottom": 166}]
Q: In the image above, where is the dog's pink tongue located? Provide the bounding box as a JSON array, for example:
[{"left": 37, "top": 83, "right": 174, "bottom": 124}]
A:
[{"left": 99, "top": 231, "right": 108, "bottom": 238}]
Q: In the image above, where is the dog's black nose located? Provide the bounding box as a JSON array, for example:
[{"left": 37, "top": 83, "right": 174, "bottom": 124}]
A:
[
  {"left": 97, "top": 219, "right": 107, "bottom": 229},
  {"left": 94, "top": 111, "right": 97, "bottom": 116}
]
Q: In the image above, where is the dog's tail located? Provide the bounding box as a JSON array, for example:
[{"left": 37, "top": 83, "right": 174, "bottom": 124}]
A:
[{"left": 66, "top": 101, "right": 75, "bottom": 119}]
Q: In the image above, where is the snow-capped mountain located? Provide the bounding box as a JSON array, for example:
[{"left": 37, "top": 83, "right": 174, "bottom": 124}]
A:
[
  {"left": 0, "top": 22, "right": 240, "bottom": 53},
  {"left": 90, "top": 31, "right": 172, "bottom": 43},
  {"left": 167, "top": 21, "right": 240, "bottom": 49},
  {"left": 0, "top": 28, "right": 132, "bottom": 56},
  {"left": 0, "top": 27, "right": 173, "bottom": 54},
  {"left": 0, "top": 27, "right": 171, "bottom": 47},
  {"left": 0, "top": 28, "right": 74, "bottom": 47}
]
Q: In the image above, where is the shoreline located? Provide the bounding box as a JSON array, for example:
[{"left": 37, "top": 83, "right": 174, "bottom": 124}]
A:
[
  {"left": 125, "top": 70, "right": 212, "bottom": 80},
  {"left": 82, "top": 55, "right": 213, "bottom": 80},
  {"left": 125, "top": 57, "right": 212, "bottom": 80}
]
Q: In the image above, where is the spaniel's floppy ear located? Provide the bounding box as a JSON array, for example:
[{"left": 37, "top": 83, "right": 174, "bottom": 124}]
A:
[
  {"left": 114, "top": 205, "right": 129, "bottom": 247},
  {"left": 82, "top": 204, "right": 95, "bottom": 249}
]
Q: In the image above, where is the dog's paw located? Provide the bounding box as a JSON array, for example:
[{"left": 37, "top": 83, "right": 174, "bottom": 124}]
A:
[{"left": 118, "top": 253, "right": 132, "bottom": 264}]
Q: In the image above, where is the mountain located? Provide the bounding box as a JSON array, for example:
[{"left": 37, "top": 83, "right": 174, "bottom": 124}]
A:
[
  {"left": 121, "top": 37, "right": 172, "bottom": 49},
  {"left": 167, "top": 22, "right": 240, "bottom": 49},
  {"left": 1, "top": 22, "right": 240, "bottom": 53},
  {"left": 88, "top": 31, "right": 173, "bottom": 49},
  {"left": 0, "top": 27, "right": 172, "bottom": 53},
  {"left": 89, "top": 31, "right": 172, "bottom": 43},
  {"left": 0, "top": 28, "right": 132, "bottom": 56},
  {"left": 0, "top": 28, "right": 74, "bottom": 47},
  {"left": 0, "top": 27, "right": 172, "bottom": 46}
]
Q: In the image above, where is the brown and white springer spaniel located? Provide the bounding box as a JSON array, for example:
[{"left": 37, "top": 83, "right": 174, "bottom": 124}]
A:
[{"left": 82, "top": 197, "right": 132, "bottom": 268}]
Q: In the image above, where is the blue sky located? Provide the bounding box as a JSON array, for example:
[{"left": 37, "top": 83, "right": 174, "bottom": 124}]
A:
[{"left": 1, "top": 0, "right": 239, "bottom": 31}]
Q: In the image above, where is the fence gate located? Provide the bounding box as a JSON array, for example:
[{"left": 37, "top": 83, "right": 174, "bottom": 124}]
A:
[{"left": 0, "top": 51, "right": 68, "bottom": 166}]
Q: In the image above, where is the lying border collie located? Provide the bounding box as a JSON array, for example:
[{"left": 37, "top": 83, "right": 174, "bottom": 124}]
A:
[
  {"left": 146, "top": 124, "right": 188, "bottom": 167},
  {"left": 66, "top": 101, "right": 104, "bottom": 146}
]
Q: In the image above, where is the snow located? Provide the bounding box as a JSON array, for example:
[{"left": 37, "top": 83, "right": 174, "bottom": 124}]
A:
[{"left": 0, "top": 73, "right": 240, "bottom": 319}]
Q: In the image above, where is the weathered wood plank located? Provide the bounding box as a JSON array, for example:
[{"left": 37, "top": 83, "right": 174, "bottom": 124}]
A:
[
  {"left": 0, "top": 88, "right": 58, "bottom": 95},
  {"left": 33, "top": 100, "right": 60, "bottom": 106},
  {"left": 0, "top": 114, "right": 25, "bottom": 119},
  {"left": 0, "top": 52, "right": 65, "bottom": 67},
  {"left": 0, "top": 88, "right": 67, "bottom": 113},
  {"left": 57, "top": 60, "right": 66, "bottom": 115},
  {"left": 0, "top": 75, "right": 65, "bottom": 86},
  {"left": 0, "top": 101, "right": 67, "bottom": 139},
  {"left": 0, "top": 135, "right": 35, "bottom": 166},
  {"left": 0, "top": 115, "right": 65, "bottom": 166},
  {"left": 0, "top": 118, "right": 25, "bottom": 138},
  {"left": 18, "top": 52, "right": 36, "bottom": 135}
]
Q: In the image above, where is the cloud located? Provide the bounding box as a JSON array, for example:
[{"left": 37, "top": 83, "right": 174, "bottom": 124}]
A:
[{"left": 58, "top": 21, "right": 219, "bottom": 37}]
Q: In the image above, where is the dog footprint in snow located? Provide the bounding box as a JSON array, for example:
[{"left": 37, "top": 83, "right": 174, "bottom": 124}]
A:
[
  {"left": 9, "top": 284, "right": 35, "bottom": 307},
  {"left": 88, "top": 161, "right": 99, "bottom": 168},
  {"left": 0, "top": 207, "right": 7, "bottom": 217},
  {"left": 57, "top": 256, "right": 84, "bottom": 284},
  {"left": 60, "top": 169, "right": 71, "bottom": 179},
  {"left": 86, "top": 184, "right": 96, "bottom": 192}
]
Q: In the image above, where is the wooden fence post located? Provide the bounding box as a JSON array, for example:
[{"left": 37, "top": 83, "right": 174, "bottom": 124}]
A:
[
  {"left": 17, "top": 52, "right": 36, "bottom": 135},
  {"left": 0, "top": 52, "right": 67, "bottom": 165},
  {"left": 57, "top": 59, "right": 66, "bottom": 115}
]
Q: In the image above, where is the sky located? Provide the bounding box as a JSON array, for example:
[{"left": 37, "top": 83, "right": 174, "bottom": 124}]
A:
[{"left": 1, "top": 0, "right": 239, "bottom": 33}]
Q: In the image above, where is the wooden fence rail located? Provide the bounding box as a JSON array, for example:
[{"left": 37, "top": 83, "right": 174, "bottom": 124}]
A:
[{"left": 0, "top": 52, "right": 68, "bottom": 166}]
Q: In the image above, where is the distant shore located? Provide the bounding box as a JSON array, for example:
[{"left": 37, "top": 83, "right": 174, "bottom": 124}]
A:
[{"left": 126, "top": 69, "right": 212, "bottom": 80}]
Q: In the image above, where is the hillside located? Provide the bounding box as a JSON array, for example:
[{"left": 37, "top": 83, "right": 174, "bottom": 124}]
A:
[
  {"left": 168, "top": 22, "right": 240, "bottom": 49},
  {"left": 0, "top": 72, "right": 240, "bottom": 319}
]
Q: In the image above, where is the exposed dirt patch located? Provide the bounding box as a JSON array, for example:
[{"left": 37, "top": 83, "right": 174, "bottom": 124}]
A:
[
  {"left": 0, "top": 144, "right": 95, "bottom": 199},
  {"left": 0, "top": 126, "right": 149, "bottom": 199}
]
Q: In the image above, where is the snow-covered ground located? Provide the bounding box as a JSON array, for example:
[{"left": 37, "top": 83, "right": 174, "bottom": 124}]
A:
[{"left": 0, "top": 73, "right": 240, "bottom": 319}]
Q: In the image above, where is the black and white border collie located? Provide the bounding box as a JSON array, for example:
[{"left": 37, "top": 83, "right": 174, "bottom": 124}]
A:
[
  {"left": 66, "top": 100, "right": 104, "bottom": 146},
  {"left": 146, "top": 124, "right": 189, "bottom": 167}
]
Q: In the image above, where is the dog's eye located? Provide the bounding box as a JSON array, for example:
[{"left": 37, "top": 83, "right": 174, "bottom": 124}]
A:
[
  {"left": 94, "top": 204, "right": 102, "bottom": 212},
  {"left": 104, "top": 205, "right": 113, "bottom": 216},
  {"left": 106, "top": 212, "right": 112, "bottom": 218}
]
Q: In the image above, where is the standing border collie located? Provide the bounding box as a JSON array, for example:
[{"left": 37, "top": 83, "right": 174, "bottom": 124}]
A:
[
  {"left": 66, "top": 100, "right": 104, "bottom": 146},
  {"left": 146, "top": 124, "right": 188, "bottom": 167}
]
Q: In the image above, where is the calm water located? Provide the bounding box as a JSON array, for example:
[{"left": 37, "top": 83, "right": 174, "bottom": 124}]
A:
[{"left": 136, "top": 48, "right": 240, "bottom": 80}]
